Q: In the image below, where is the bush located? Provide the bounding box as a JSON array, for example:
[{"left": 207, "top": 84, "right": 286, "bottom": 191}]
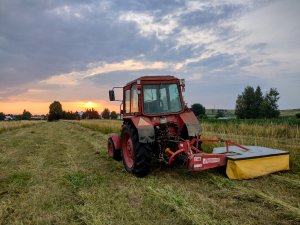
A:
[
  {"left": 296, "top": 113, "right": 300, "bottom": 119},
  {"left": 101, "top": 108, "right": 110, "bottom": 119},
  {"left": 191, "top": 103, "right": 205, "bottom": 118},
  {"left": 0, "top": 112, "right": 5, "bottom": 121},
  {"left": 22, "top": 110, "right": 32, "bottom": 120},
  {"left": 82, "top": 108, "right": 99, "bottom": 119},
  {"left": 110, "top": 111, "right": 117, "bottom": 119},
  {"left": 215, "top": 110, "right": 225, "bottom": 118}
]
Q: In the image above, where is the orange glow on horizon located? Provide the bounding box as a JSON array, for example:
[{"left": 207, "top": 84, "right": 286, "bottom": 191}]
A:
[
  {"left": 85, "top": 101, "right": 95, "bottom": 109},
  {"left": 0, "top": 100, "right": 120, "bottom": 115}
]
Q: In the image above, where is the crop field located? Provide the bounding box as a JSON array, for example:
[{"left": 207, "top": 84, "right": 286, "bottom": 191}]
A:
[
  {"left": 0, "top": 121, "right": 45, "bottom": 133},
  {"left": 0, "top": 120, "right": 299, "bottom": 225}
]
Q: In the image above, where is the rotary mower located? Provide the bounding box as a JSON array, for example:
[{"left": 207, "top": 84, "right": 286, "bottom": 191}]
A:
[{"left": 107, "top": 76, "right": 289, "bottom": 179}]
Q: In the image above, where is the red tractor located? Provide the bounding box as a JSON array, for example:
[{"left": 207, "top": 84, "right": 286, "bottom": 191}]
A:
[{"left": 107, "top": 76, "right": 289, "bottom": 179}]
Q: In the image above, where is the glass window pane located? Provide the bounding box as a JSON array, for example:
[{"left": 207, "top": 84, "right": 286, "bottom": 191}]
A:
[
  {"left": 143, "top": 84, "right": 182, "bottom": 114},
  {"left": 160, "top": 88, "right": 167, "bottom": 110},
  {"left": 125, "top": 90, "right": 130, "bottom": 113},
  {"left": 169, "top": 84, "right": 181, "bottom": 112},
  {"left": 131, "top": 85, "right": 139, "bottom": 113}
]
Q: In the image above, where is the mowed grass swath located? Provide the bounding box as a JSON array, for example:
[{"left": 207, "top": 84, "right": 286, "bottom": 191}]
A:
[{"left": 0, "top": 121, "right": 299, "bottom": 225}]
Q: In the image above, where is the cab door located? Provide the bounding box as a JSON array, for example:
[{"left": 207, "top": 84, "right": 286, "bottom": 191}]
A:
[{"left": 123, "top": 84, "right": 140, "bottom": 116}]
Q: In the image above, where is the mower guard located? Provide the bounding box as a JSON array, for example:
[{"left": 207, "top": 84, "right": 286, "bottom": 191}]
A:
[{"left": 213, "top": 146, "right": 290, "bottom": 179}]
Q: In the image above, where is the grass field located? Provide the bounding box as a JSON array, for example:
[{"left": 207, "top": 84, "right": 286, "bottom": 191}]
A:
[
  {"left": 0, "top": 120, "right": 299, "bottom": 225},
  {"left": 205, "top": 108, "right": 300, "bottom": 119},
  {"left": 0, "top": 120, "right": 44, "bottom": 133}
]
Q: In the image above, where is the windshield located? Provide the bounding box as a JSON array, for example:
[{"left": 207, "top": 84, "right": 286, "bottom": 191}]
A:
[{"left": 143, "top": 84, "right": 182, "bottom": 114}]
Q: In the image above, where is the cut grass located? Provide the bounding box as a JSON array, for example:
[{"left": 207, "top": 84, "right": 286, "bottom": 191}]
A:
[
  {"left": 8, "top": 171, "right": 32, "bottom": 187},
  {"left": 0, "top": 121, "right": 299, "bottom": 225},
  {"left": 64, "top": 172, "right": 85, "bottom": 192}
]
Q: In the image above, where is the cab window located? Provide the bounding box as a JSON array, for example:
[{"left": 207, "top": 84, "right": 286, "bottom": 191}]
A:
[
  {"left": 143, "top": 84, "right": 182, "bottom": 114},
  {"left": 125, "top": 89, "right": 130, "bottom": 113},
  {"left": 131, "top": 85, "right": 139, "bottom": 113}
]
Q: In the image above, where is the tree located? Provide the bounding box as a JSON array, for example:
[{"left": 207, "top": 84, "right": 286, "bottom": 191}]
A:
[
  {"left": 254, "top": 86, "right": 263, "bottom": 118},
  {"left": 62, "top": 111, "right": 80, "bottom": 120},
  {"left": 22, "top": 109, "right": 32, "bottom": 120},
  {"left": 0, "top": 112, "right": 5, "bottom": 121},
  {"left": 83, "top": 108, "right": 99, "bottom": 119},
  {"left": 235, "top": 86, "right": 256, "bottom": 119},
  {"left": 101, "top": 108, "right": 110, "bottom": 119},
  {"left": 191, "top": 103, "right": 206, "bottom": 118},
  {"left": 235, "top": 86, "right": 280, "bottom": 119},
  {"left": 48, "top": 101, "right": 63, "bottom": 121},
  {"left": 260, "top": 88, "right": 280, "bottom": 118},
  {"left": 110, "top": 111, "right": 117, "bottom": 119},
  {"left": 215, "top": 110, "right": 225, "bottom": 118}
]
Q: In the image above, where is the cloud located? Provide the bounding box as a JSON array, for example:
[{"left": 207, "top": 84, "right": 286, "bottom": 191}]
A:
[
  {"left": 40, "top": 59, "right": 169, "bottom": 86},
  {"left": 0, "top": 0, "right": 299, "bottom": 112},
  {"left": 0, "top": 1, "right": 157, "bottom": 88},
  {"left": 119, "top": 12, "right": 178, "bottom": 40}
]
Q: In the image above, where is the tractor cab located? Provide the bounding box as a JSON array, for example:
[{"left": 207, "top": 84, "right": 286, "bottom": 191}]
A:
[{"left": 109, "top": 76, "right": 186, "bottom": 117}]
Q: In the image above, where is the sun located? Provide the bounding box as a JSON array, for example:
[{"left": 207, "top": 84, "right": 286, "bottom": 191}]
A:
[{"left": 85, "top": 101, "right": 95, "bottom": 109}]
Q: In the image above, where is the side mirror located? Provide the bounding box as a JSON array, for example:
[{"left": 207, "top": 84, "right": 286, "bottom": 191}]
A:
[
  {"left": 180, "top": 79, "right": 185, "bottom": 92},
  {"left": 109, "top": 90, "right": 115, "bottom": 101}
]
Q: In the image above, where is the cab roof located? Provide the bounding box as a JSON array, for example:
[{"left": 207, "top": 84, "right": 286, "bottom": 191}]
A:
[{"left": 125, "top": 75, "right": 179, "bottom": 86}]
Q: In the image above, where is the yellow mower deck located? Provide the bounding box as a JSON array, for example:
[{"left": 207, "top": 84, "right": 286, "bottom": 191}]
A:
[{"left": 213, "top": 146, "right": 290, "bottom": 179}]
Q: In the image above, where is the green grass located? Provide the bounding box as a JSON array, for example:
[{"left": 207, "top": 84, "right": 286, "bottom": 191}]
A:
[
  {"left": 280, "top": 108, "right": 300, "bottom": 118},
  {"left": 69, "top": 119, "right": 121, "bottom": 134},
  {"left": 205, "top": 108, "right": 300, "bottom": 119},
  {"left": 64, "top": 172, "right": 85, "bottom": 191},
  {"left": 0, "top": 120, "right": 45, "bottom": 133},
  {"left": 0, "top": 121, "right": 299, "bottom": 225},
  {"left": 8, "top": 171, "right": 32, "bottom": 187}
]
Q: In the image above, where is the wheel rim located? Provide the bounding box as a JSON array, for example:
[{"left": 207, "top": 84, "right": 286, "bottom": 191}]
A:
[
  {"left": 123, "top": 133, "right": 134, "bottom": 169},
  {"left": 108, "top": 140, "right": 114, "bottom": 158}
]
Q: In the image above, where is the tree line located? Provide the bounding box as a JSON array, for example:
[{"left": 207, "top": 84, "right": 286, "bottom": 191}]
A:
[
  {"left": 0, "top": 102, "right": 118, "bottom": 121},
  {"left": 48, "top": 101, "right": 118, "bottom": 121},
  {"left": 0, "top": 110, "right": 38, "bottom": 120},
  {"left": 191, "top": 86, "right": 281, "bottom": 119}
]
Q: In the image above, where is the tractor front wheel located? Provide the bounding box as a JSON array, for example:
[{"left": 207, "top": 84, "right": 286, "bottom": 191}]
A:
[
  {"left": 121, "top": 123, "right": 151, "bottom": 177},
  {"left": 108, "top": 138, "right": 122, "bottom": 161}
]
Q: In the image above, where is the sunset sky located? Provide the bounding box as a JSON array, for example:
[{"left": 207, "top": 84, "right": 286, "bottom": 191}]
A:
[{"left": 0, "top": 0, "right": 299, "bottom": 115}]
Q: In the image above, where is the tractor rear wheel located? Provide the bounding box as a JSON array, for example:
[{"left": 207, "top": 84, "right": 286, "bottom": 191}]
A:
[
  {"left": 108, "top": 138, "right": 122, "bottom": 161},
  {"left": 121, "top": 123, "right": 151, "bottom": 177}
]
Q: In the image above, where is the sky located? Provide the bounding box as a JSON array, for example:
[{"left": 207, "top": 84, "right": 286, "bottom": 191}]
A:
[{"left": 0, "top": 0, "right": 299, "bottom": 114}]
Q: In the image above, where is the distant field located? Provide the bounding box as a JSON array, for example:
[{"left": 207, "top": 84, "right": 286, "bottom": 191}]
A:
[
  {"left": 0, "top": 120, "right": 45, "bottom": 133},
  {"left": 69, "top": 119, "right": 121, "bottom": 134},
  {"left": 205, "top": 108, "right": 300, "bottom": 119},
  {"left": 0, "top": 120, "right": 299, "bottom": 225},
  {"left": 280, "top": 109, "right": 300, "bottom": 117}
]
